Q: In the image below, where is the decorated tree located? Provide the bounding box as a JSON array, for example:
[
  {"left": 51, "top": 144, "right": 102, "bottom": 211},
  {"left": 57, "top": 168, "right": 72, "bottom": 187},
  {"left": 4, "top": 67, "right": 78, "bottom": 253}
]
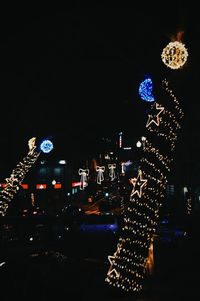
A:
[
  {"left": 106, "top": 77, "right": 184, "bottom": 293},
  {"left": 0, "top": 137, "right": 40, "bottom": 216},
  {"left": 105, "top": 37, "right": 187, "bottom": 293}
]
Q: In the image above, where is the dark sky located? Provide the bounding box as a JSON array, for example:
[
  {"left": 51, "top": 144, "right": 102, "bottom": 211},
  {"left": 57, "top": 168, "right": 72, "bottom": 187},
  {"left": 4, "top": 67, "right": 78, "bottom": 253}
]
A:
[{"left": 0, "top": 3, "right": 199, "bottom": 172}]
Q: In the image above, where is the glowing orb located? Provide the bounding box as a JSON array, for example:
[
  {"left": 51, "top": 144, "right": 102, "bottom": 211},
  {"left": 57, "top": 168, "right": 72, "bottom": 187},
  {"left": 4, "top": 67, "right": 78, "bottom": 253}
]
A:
[
  {"left": 139, "top": 77, "right": 155, "bottom": 102},
  {"left": 161, "top": 41, "right": 188, "bottom": 70},
  {"left": 40, "top": 139, "right": 53, "bottom": 153}
]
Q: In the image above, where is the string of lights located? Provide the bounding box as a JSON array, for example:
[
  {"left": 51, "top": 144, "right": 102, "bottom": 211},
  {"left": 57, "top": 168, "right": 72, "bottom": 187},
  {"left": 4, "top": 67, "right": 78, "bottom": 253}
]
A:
[
  {"left": 0, "top": 137, "right": 40, "bottom": 216},
  {"left": 105, "top": 78, "right": 184, "bottom": 293}
]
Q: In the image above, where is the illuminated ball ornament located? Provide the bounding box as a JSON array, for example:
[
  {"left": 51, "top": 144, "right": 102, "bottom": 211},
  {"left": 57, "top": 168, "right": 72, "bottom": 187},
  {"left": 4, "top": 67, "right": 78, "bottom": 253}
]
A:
[
  {"left": 161, "top": 41, "right": 188, "bottom": 70},
  {"left": 139, "top": 77, "right": 155, "bottom": 102},
  {"left": 40, "top": 139, "right": 54, "bottom": 153}
]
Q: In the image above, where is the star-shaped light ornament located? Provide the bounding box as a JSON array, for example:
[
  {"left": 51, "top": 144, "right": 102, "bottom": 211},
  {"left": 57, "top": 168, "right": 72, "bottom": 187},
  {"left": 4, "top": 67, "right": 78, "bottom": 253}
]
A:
[
  {"left": 146, "top": 103, "right": 164, "bottom": 128},
  {"left": 5, "top": 176, "right": 18, "bottom": 186},
  {"left": 107, "top": 244, "right": 122, "bottom": 279},
  {"left": 130, "top": 170, "right": 147, "bottom": 198},
  {"left": 107, "top": 255, "right": 120, "bottom": 278}
]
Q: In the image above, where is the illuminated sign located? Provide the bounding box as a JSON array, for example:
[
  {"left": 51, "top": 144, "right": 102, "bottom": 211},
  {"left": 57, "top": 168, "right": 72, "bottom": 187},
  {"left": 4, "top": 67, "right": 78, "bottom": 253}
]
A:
[
  {"left": 54, "top": 183, "right": 62, "bottom": 189},
  {"left": 0, "top": 183, "right": 6, "bottom": 188},
  {"left": 20, "top": 183, "right": 29, "bottom": 189},
  {"left": 36, "top": 184, "right": 47, "bottom": 189},
  {"left": 72, "top": 182, "right": 82, "bottom": 187}
]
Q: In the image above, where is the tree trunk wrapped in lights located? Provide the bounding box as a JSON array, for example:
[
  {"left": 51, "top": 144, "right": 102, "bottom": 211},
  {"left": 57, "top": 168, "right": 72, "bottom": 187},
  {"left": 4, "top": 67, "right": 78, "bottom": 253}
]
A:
[
  {"left": 105, "top": 79, "right": 184, "bottom": 293},
  {"left": 0, "top": 137, "right": 40, "bottom": 216}
]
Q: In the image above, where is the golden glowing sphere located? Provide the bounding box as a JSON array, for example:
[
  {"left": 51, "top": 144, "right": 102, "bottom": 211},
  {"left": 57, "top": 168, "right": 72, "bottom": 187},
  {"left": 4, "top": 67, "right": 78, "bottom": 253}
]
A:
[{"left": 161, "top": 41, "right": 188, "bottom": 69}]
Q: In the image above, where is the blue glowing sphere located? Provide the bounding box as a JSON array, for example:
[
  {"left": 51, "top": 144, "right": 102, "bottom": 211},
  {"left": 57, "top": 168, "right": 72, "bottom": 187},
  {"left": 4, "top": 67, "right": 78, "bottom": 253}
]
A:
[
  {"left": 139, "top": 77, "right": 155, "bottom": 102},
  {"left": 40, "top": 139, "right": 54, "bottom": 153}
]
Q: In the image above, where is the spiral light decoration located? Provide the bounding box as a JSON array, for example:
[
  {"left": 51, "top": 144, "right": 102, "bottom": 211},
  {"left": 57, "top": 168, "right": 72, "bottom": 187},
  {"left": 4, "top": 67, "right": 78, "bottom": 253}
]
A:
[
  {"left": 105, "top": 79, "right": 184, "bottom": 293},
  {"left": 0, "top": 137, "right": 40, "bottom": 216}
]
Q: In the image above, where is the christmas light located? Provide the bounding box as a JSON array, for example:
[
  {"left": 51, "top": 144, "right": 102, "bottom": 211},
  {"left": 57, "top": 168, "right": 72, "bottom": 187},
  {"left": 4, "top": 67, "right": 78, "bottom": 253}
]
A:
[
  {"left": 130, "top": 170, "right": 147, "bottom": 198},
  {"left": 78, "top": 168, "right": 89, "bottom": 190},
  {"left": 106, "top": 79, "right": 184, "bottom": 293},
  {"left": 146, "top": 103, "right": 164, "bottom": 128},
  {"left": 108, "top": 163, "right": 116, "bottom": 181},
  {"left": 139, "top": 77, "right": 155, "bottom": 102},
  {"left": 0, "top": 137, "right": 40, "bottom": 216},
  {"left": 40, "top": 139, "right": 53, "bottom": 153},
  {"left": 161, "top": 41, "right": 188, "bottom": 70},
  {"left": 96, "top": 166, "right": 105, "bottom": 184}
]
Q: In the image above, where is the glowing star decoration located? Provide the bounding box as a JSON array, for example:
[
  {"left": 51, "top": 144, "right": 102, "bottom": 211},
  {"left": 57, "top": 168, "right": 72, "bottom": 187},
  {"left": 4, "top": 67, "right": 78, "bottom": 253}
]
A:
[
  {"left": 40, "top": 139, "right": 53, "bottom": 153},
  {"left": 78, "top": 168, "right": 89, "bottom": 190},
  {"left": 107, "top": 255, "right": 120, "bottom": 278},
  {"left": 106, "top": 243, "right": 122, "bottom": 279},
  {"left": 161, "top": 41, "right": 188, "bottom": 70},
  {"left": 146, "top": 103, "right": 164, "bottom": 128},
  {"left": 130, "top": 169, "right": 147, "bottom": 198},
  {"left": 138, "top": 77, "right": 155, "bottom": 102},
  {"left": 96, "top": 166, "right": 105, "bottom": 184},
  {"left": 108, "top": 163, "right": 116, "bottom": 181}
]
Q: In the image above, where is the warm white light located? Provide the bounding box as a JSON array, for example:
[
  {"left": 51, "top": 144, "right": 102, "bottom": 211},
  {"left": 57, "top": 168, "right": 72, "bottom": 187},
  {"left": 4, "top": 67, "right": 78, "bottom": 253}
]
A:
[
  {"left": 96, "top": 166, "right": 105, "bottom": 184},
  {"left": 161, "top": 41, "right": 188, "bottom": 70},
  {"left": 108, "top": 163, "right": 116, "bottom": 181},
  {"left": 0, "top": 138, "right": 40, "bottom": 216},
  {"left": 59, "top": 160, "right": 66, "bottom": 165},
  {"left": 78, "top": 168, "right": 89, "bottom": 190}
]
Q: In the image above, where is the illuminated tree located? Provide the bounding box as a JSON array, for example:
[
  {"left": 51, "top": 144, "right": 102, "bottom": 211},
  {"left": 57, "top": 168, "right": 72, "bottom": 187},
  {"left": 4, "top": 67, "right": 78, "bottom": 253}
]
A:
[
  {"left": 0, "top": 137, "right": 40, "bottom": 216},
  {"left": 105, "top": 78, "right": 184, "bottom": 293}
]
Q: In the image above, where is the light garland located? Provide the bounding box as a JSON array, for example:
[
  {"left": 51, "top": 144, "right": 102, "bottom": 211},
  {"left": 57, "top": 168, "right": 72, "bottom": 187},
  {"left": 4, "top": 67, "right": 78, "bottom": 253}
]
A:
[
  {"left": 0, "top": 137, "right": 40, "bottom": 216},
  {"left": 106, "top": 79, "right": 184, "bottom": 293},
  {"left": 161, "top": 41, "right": 188, "bottom": 70}
]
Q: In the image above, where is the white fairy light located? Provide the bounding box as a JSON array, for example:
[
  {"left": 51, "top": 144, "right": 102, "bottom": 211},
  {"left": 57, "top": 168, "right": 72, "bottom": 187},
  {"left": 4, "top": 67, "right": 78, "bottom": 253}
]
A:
[
  {"left": 106, "top": 79, "right": 184, "bottom": 293},
  {"left": 0, "top": 137, "right": 40, "bottom": 216},
  {"left": 78, "top": 168, "right": 89, "bottom": 190},
  {"left": 108, "top": 163, "right": 116, "bottom": 181},
  {"left": 96, "top": 166, "right": 105, "bottom": 184}
]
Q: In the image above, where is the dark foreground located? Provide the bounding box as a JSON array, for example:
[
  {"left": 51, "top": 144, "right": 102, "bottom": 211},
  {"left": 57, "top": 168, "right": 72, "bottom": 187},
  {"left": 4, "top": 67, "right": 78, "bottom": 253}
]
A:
[{"left": 0, "top": 213, "right": 200, "bottom": 300}]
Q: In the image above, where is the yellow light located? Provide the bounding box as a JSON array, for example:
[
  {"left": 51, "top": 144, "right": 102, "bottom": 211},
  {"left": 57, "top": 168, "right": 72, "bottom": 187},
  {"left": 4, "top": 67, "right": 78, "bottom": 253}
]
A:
[{"left": 161, "top": 41, "right": 188, "bottom": 70}]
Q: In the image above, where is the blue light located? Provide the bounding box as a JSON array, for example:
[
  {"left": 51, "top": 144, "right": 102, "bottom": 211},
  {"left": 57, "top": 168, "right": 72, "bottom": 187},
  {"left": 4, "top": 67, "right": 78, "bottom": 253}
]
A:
[
  {"left": 138, "top": 77, "right": 155, "bottom": 102},
  {"left": 40, "top": 139, "right": 53, "bottom": 153}
]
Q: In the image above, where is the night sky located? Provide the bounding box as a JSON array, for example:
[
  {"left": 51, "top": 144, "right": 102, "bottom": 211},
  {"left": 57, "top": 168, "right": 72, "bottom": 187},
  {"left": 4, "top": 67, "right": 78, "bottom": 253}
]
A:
[{"left": 0, "top": 4, "right": 199, "bottom": 175}]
